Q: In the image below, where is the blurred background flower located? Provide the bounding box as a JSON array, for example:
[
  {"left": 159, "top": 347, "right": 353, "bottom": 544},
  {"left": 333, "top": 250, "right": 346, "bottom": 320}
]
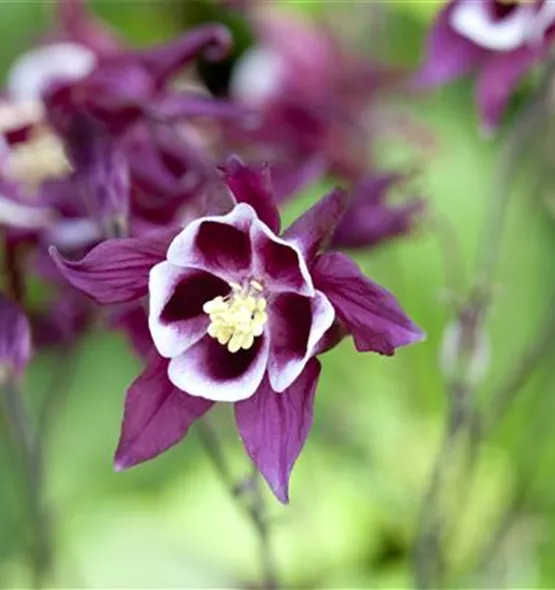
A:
[{"left": 1, "top": 1, "right": 555, "bottom": 589}]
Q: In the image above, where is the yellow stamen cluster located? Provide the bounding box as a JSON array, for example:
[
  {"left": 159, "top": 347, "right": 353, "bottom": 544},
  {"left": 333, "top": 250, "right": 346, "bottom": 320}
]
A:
[
  {"left": 203, "top": 280, "right": 268, "bottom": 353},
  {"left": 6, "top": 130, "right": 71, "bottom": 192}
]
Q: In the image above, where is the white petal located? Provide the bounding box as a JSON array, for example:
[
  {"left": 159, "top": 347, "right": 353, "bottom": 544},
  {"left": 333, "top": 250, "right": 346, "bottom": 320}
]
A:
[
  {"left": 230, "top": 46, "right": 285, "bottom": 106},
  {"left": 168, "top": 334, "right": 270, "bottom": 402},
  {"left": 250, "top": 217, "right": 314, "bottom": 297},
  {"left": 45, "top": 218, "right": 101, "bottom": 250},
  {"left": 451, "top": 0, "right": 535, "bottom": 52},
  {"left": 166, "top": 202, "right": 256, "bottom": 280},
  {"left": 530, "top": 1, "right": 555, "bottom": 43},
  {"left": 148, "top": 262, "right": 209, "bottom": 358},
  {"left": 7, "top": 43, "right": 97, "bottom": 101},
  {"left": 0, "top": 194, "right": 52, "bottom": 229},
  {"left": 0, "top": 100, "right": 44, "bottom": 134},
  {"left": 268, "top": 290, "right": 335, "bottom": 393}
]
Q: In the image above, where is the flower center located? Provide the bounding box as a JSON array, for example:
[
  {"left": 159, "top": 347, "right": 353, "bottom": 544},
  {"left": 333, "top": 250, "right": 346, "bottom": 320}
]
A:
[
  {"left": 203, "top": 279, "right": 268, "bottom": 353},
  {"left": 6, "top": 128, "right": 71, "bottom": 192}
]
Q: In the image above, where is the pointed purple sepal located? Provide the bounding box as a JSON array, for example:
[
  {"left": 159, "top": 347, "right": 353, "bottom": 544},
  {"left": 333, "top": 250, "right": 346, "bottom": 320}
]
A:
[{"left": 234, "top": 358, "right": 321, "bottom": 503}]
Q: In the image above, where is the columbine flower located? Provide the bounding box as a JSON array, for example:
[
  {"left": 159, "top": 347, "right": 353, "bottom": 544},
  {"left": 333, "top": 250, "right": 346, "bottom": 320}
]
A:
[
  {"left": 0, "top": 4, "right": 240, "bottom": 345},
  {"left": 331, "top": 173, "right": 424, "bottom": 250},
  {"left": 0, "top": 0, "right": 239, "bottom": 210},
  {"left": 0, "top": 116, "right": 129, "bottom": 348},
  {"left": 50, "top": 158, "right": 424, "bottom": 503},
  {"left": 42, "top": 0, "right": 239, "bottom": 134},
  {"left": 414, "top": 0, "right": 555, "bottom": 131},
  {"left": 222, "top": 8, "right": 426, "bottom": 246},
  {"left": 228, "top": 10, "right": 393, "bottom": 185}
]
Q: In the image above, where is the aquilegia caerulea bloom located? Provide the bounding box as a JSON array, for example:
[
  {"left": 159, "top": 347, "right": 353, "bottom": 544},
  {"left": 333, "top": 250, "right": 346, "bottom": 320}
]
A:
[{"left": 51, "top": 158, "right": 424, "bottom": 502}]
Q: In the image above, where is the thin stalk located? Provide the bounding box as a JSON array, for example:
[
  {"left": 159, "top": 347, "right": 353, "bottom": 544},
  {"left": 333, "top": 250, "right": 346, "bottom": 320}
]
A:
[
  {"left": 2, "top": 378, "right": 50, "bottom": 588},
  {"left": 38, "top": 343, "right": 81, "bottom": 448},
  {"left": 412, "top": 58, "right": 555, "bottom": 590},
  {"left": 197, "top": 420, "right": 278, "bottom": 590}
]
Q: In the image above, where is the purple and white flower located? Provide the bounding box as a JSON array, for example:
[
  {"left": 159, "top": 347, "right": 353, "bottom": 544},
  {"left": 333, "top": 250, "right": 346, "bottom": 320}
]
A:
[
  {"left": 414, "top": 0, "right": 555, "bottom": 131},
  {"left": 51, "top": 158, "right": 424, "bottom": 502}
]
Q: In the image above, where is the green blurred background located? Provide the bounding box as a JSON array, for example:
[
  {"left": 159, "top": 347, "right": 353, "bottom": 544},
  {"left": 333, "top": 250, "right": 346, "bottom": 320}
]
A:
[{"left": 2, "top": 1, "right": 555, "bottom": 587}]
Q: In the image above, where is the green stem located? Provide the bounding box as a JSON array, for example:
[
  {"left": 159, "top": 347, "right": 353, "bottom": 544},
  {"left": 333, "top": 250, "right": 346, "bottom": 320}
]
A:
[
  {"left": 413, "top": 57, "right": 555, "bottom": 590},
  {"left": 2, "top": 378, "right": 50, "bottom": 588},
  {"left": 197, "top": 420, "right": 278, "bottom": 589}
]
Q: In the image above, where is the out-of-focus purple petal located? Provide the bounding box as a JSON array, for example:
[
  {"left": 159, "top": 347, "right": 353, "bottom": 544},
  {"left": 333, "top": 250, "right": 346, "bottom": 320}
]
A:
[
  {"left": 282, "top": 188, "right": 348, "bottom": 261},
  {"left": 125, "top": 123, "right": 215, "bottom": 226},
  {"left": 133, "top": 24, "right": 232, "bottom": 88},
  {"left": 331, "top": 173, "right": 424, "bottom": 249},
  {"left": 234, "top": 357, "right": 321, "bottom": 504},
  {"left": 220, "top": 156, "right": 281, "bottom": 234},
  {"left": 270, "top": 155, "right": 327, "bottom": 204},
  {"left": 31, "top": 288, "right": 91, "bottom": 348},
  {"left": 413, "top": 1, "right": 486, "bottom": 89},
  {"left": 66, "top": 115, "right": 130, "bottom": 235},
  {"left": 56, "top": 0, "right": 122, "bottom": 58},
  {"left": 313, "top": 252, "right": 424, "bottom": 355},
  {"left": 0, "top": 294, "right": 32, "bottom": 377},
  {"left": 108, "top": 304, "right": 152, "bottom": 359},
  {"left": 154, "top": 92, "right": 250, "bottom": 122},
  {"left": 114, "top": 353, "right": 213, "bottom": 470},
  {"left": 168, "top": 334, "right": 270, "bottom": 402},
  {"left": 50, "top": 229, "right": 177, "bottom": 304},
  {"left": 475, "top": 44, "right": 540, "bottom": 132}
]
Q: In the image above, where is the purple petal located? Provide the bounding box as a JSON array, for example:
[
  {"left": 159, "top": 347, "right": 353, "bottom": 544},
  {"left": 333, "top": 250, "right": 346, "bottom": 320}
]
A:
[
  {"left": 0, "top": 294, "right": 32, "bottom": 376},
  {"left": 124, "top": 123, "right": 214, "bottom": 225},
  {"left": 250, "top": 217, "right": 314, "bottom": 297},
  {"left": 133, "top": 24, "right": 232, "bottom": 88},
  {"left": 412, "top": 1, "right": 486, "bottom": 89},
  {"left": 270, "top": 155, "right": 327, "bottom": 204},
  {"left": 31, "top": 288, "right": 91, "bottom": 348},
  {"left": 168, "top": 334, "right": 270, "bottom": 402},
  {"left": 50, "top": 229, "right": 177, "bottom": 304},
  {"left": 56, "top": 0, "right": 122, "bottom": 58},
  {"left": 114, "top": 353, "right": 213, "bottom": 470},
  {"left": 331, "top": 173, "right": 424, "bottom": 250},
  {"left": 282, "top": 188, "right": 348, "bottom": 261},
  {"left": 166, "top": 203, "right": 254, "bottom": 283},
  {"left": 313, "top": 252, "right": 424, "bottom": 355},
  {"left": 234, "top": 357, "right": 321, "bottom": 504},
  {"left": 109, "top": 304, "right": 152, "bottom": 359},
  {"left": 267, "top": 290, "right": 334, "bottom": 392},
  {"left": 65, "top": 115, "right": 130, "bottom": 233},
  {"left": 149, "top": 262, "right": 229, "bottom": 358},
  {"left": 475, "top": 45, "right": 540, "bottom": 132},
  {"left": 220, "top": 156, "right": 281, "bottom": 234},
  {"left": 154, "top": 92, "right": 251, "bottom": 122}
]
